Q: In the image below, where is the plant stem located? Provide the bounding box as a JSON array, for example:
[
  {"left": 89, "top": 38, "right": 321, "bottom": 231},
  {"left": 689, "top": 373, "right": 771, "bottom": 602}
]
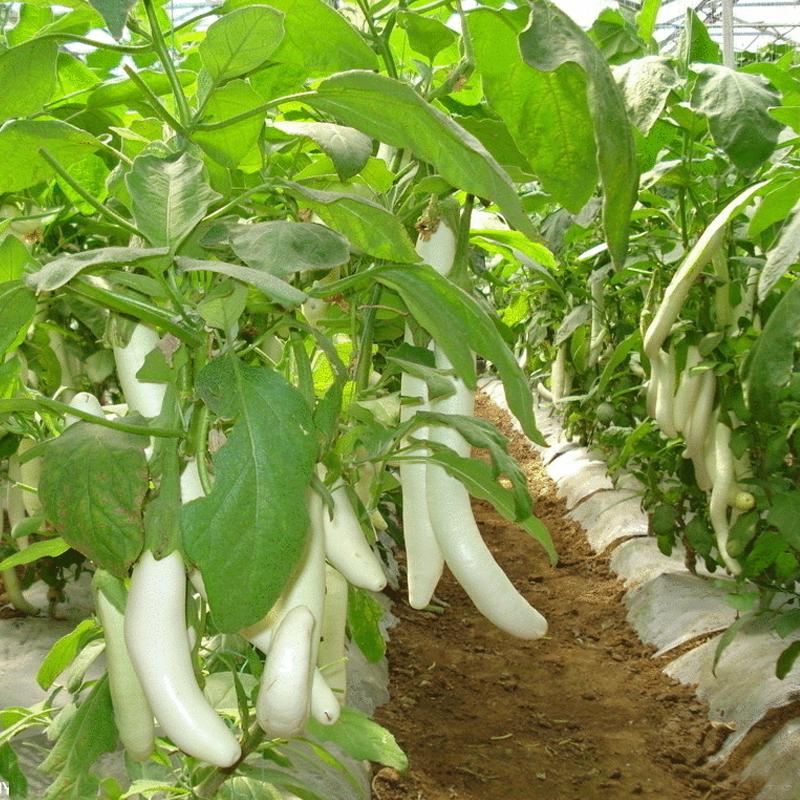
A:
[
  {"left": 193, "top": 404, "right": 212, "bottom": 495},
  {"left": 143, "top": 0, "right": 192, "bottom": 126},
  {"left": 37, "top": 32, "right": 149, "bottom": 52},
  {"left": 355, "top": 0, "right": 398, "bottom": 78},
  {"left": 122, "top": 65, "right": 189, "bottom": 137},
  {"left": 68, "top": 279, "right": 203, "bottom": 347},
  {"left": 193, "top": 721, "right": 268, "bottom": 799},
  {"left": 356, "top": 284, "right": 382, "bottom": 391},
  {"left": 191, "top": 92, "right": 316, "bottom": 132},
  {"left": 39, "top": 149, "right": 145, "bottom": 239},
  {"left": 0, "top": 397, "right": 183, "bottom": 438},
  {"left": 290, "top": 332, "right": 315, "bottom": 408}
]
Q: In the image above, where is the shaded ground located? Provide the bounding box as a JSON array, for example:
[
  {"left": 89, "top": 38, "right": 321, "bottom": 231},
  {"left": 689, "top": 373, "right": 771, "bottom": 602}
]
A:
[{"left": 373, "top": 396, "right": 757, "bottom": 800}]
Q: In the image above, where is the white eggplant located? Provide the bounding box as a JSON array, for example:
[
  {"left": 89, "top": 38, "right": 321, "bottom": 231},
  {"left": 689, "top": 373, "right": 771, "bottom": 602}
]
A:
[
  {"left": 709, "top": 423, "right": 742, "bottom": 576},
  {"left": 317, "top": 564, "right": 348, "bottom": 698},
  {"left": 124, "top": 551, "right": 242, "bottom": 767},
  {"left": 673, "top": 347, "right": 702, "bottom": 434},
  {"left": 112, "top": 323, "right": 166, "bottom": 419},
  {"left": 654, "top": 350, "right": 677, "bottom": 438}
]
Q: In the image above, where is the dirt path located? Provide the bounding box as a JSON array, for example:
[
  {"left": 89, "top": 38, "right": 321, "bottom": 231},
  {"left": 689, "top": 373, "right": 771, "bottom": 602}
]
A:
[{"left": 372, "top": 396, "right": 756, "bottom": 800}]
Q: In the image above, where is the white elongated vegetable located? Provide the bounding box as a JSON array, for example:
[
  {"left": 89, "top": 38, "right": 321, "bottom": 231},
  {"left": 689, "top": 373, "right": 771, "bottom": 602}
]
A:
[
  {"left": 310, "top": 669, "right": 341, "bottom": 725},
  {"left": 65, "top": 391, "right": 103, "bottom": 427},
  {"left": 317, "top": 564, "right": 348, "bottom": 698},
  {"left": 322, "top": 480, "right": 386, "bottom": 593},
  {"left": 643, "top": 183, "right": 765, "bottom": 360},
  {"left": 398, "top": 213, "right": 454, "bottom": 607},
  {"left": 0, "top": 489, "right": 36, "bottom": 615},
  {"left": 550, "top": 343, "right": 567, "bottom": 404},
  {"left": 112, "top": 323, "right": 166, "bottom": 418},
  {"left": 673, "top": 347, "right": 702, "bottom": 433},
  {"left": 709, "top": 423, "right": 742, "bottom": 575},
  {"left": 93, "top": 574, "right": 155, "bottom": 761},
  {"left": 427, "top": 349, "right": 548, "bottom": 639},
  {"left": 587, "top": 273, "right": 606, "bottom": 369},
  {"left": 354, "top": 461, "right": 388, "bottom": 531},
  {"left": 685, "top": 371, "right": 716, "bottom": 491},
  {"left": 654, "top": 350, "right": 677, "bottom": 438},
  {"left": 17, "top": 441, "right": 42, "bottom": 517},
  {"left": 256, "top": 605, "right": 315, "bottom": 738},
  {"left": 125, "top": 551, "right": 242, "bottom": 767}
]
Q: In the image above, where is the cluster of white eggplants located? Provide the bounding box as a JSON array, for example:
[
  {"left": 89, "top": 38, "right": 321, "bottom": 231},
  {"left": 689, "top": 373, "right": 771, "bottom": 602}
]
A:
[
  {"left": 401, "top": 218, "right": 548, "bottom": 640},
  {"left": 639, "top": 186, "right": 764, "bottom": 577},
  {"left": 77, "top": 324, "right": 385, "bottom": 768}
]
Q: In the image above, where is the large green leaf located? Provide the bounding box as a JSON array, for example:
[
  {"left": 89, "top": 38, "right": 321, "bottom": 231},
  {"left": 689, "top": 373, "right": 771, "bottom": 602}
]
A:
[
  {"left": 468, "top": 8, "right": 596, "bottom": 213},
  {"left": 307, "top": 707, "right": 408, "bottom": 773},
  {"left": 0, "top": 120, "right": 100, "bottom": 193},
  {"left": 636, "top": 0, "right": 661, "bottom": 41},
  {"left": 677, "top": 8, "right": 721, "bottom": 65},
  {"left": 0, "top": 236, "right": 34, "bottom": 283},
  {"left": 40, "top": 676, "right": 117, "bottom": 800},
  {"left": 0, "top": 40, "right": 58, "bottom": 122},
  {"left": 175, "top": 257, "right": 307, "bottom": 306},
  {"left": 0, "top": 282, "right": 36, "bottom": 357},
  {"left": 759, "top": 200, "right": 800, "bottom": 301},
  {"left": 749, "top": 177, "right": 800, "bottom": 238},
  {"left": 744, "top": 280, "right": 800, "bottom": 423},
  {"left": 273, "top": 121, "right": 372, "bottom": 182},
  {"left": 691, "top": 63, "right": 783, "bottom": 174},
  {"left": 194, "top": 79, "right": 264, "bottom": 167},
  {"left": 613, "top": 56, "right": 679, "bottom": 135},
  {"left": 519, "top": 0, "right": 638, "bottom": 268},
  {"left": 182, "top": 355, "right": 317, "bottom": 632},
  {"left": 398, "top": 10, "right": 458, "bottom": 61},
  {"left": 199, "top": 6, "right": 284, "bottom": 83},
  {"left": 285, "top": 183, "right": 419, "bottom": 262},
  {"left": 0, "top": 742, "right": 27, "bottom": 800},
  {"left": 125, "top": 152, "right": 221, "bottom": 248},
  {"left": 86, "top": 0, "right": 136, "bottom": 39},
  {"left": 37, "top": 619, "right": 102, "bottom": 691},
  {"left": 39, "top": 423, "right": 149, "bottom": 577},
  {"left": 375, "top": 264, "right": 543, "bottom": 444},
  {"left": 225, "top": 0, "right": 378, "bottom": 74},
  {"left": 309, "top": 71, "right": 537, "bottom": 239},
  {"left": 230, "top": 220, "right": 350, "bottom": 275},
  {"left": 26, "top": 246, "right": 169, "bottom": 292}
]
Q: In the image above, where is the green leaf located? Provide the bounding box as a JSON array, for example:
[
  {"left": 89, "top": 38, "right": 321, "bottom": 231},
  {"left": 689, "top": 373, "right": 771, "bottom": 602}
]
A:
[
  {"left": 519, "top": 0, "right": 638, "bottom": 268},
  {"left": 691, "top": 64, "right": 783, "bottom": 174},
  {"left": 216, "top": 777, "right": 285, "bottom": 800},
  {"left": 39, "top": 423, "right": 149, "bottom": 577},
  {"left": 85, "top": 0, "right": 135, "bottom": 39},
  {"left": 554, "top": 303, "right": 591, "bottom": 346},
  {"left": 422, "top": 448, "right": 556, "bottom": 564},
  {"left": 758, "top": 200, "right": 800, "bottom": 301},
  {"left": 0, "top": 40, "right": 58, "bottom": 122},
  {"left": 197, "top": 281, "right": 249, "bottom": 332},
  {"left": 230, "top": 220, "right": 350, "bottom": 276},
  {"left": 26, "top": 247, "right": 169, "bottom": 292},
  {"left": 776, "top": 640, "right": 800, "bottom": 680},
  {"left": 636, "top": 0, "right": 661, "bottom": 41},
  {"left": 310, "top": 71, "right": 537, "bottom": 239},
  {"left": 274, "top": 121, "right": 372, "bottom": 182},
  {"left": 386, "top": 344, "right": 456, "bottom": 401},
  {"left": 398, "top": 11, "right": 458, "bottom": 61},
  {"left": 175, "top": 257, "right": 307, "bottom": 306},
  {"left": 200, "top": 6, "right": 285, "bottom": 83},
  {"left": 613, "top": 56, "right": 679, "bottom": 136},
  {"left": 347, "top": 586, "right": 385, "bottom": 662},
  {"left": 770, "top": 105, "right": 800, "bottom": 134},
  {"left": 595, "top": 330, "right": 641, "bottom": 397},
  {"left": 768, "top": 492, "right": 800, "bottom": 550},
  {"left": 0, "top": 742, "right": 27, "bottom": 799},
  {"left": 307, "top": 706, "right": 408, "bottom": 773},
  {"left": 40, "top": 675, "right": 117, "bottom": 800},
  {"left": 0, "top": 282, "right": 36, "bottom": 357},
  {"left": 744, "top": 532, "right": 786, "bottom": 576},
  {"left": 0, "top": 537, "right": 69, "bottom": 571},
  {"left": 0, "top": 120, "right": 100, "bottom": 194},
  {"left": 468, "top": 8, "right": 596, "bottom": 213},
  {"left": 376, "top": 265, "right": 542, "bottom": 444},
  {"left": 749, "top": 177, "right": 800, "bottom": 238},
  {"left": 712, "top": 615, "right": 750, "bottom": 676},
  {"left": 37, "top": 619, "right": 102, "bottom": 691},
  {"left": 182, "top": 355, "right": 317, "bottom": 632},
  {"left": 744, "top": 280, "right": 800, "bottom": 423},
  {"left": 194, "top": 80, "right": 265, "bottom": 168},
  {"left": 775, "top": 608, "right": 800, "bottom": 639},
  {"left": 677, "top": 8, "right": 721, "bottom": 65},
  {"left": 284, "top": 183, "right": 419, "bottom": 262},
  {"left": 0, "top": 236, "right": 34, "bottom": 283},
  {"left": 125, "top": 152, "right": 221, "bottom": 249},
  {"left": 225, "top": 0, "right": 378, "bottom": 74}
]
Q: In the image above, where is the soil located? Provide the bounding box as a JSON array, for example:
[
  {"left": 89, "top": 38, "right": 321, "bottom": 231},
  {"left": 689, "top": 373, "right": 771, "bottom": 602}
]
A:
[{"left": 372, "top": 394, "right": 759, "bottom": 800}]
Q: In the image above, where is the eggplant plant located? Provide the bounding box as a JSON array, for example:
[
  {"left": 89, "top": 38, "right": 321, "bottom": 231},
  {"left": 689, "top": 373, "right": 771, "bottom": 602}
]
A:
[{"left": 0, "top": 0, "right": 599, "bottom": 796}]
